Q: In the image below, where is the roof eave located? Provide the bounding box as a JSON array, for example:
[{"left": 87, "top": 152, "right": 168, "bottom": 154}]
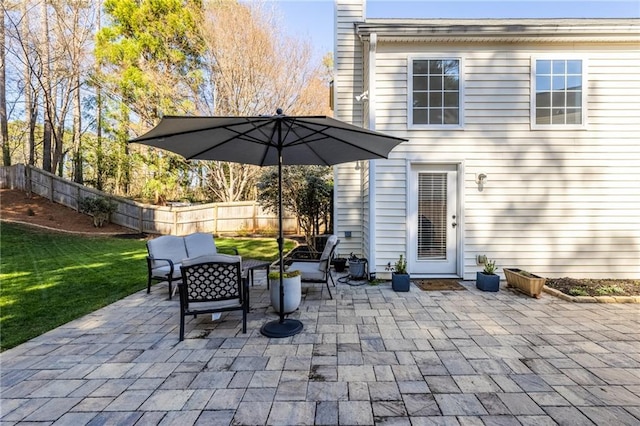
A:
[{"left": 355, "top": 19, "right": 640, "bottom": 43}]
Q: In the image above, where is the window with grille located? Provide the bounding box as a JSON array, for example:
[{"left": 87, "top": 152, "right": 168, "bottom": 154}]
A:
[
  {"left": 417, "top": 173, "right": 447, "bottom": 259},
  {"left": 533, "top": 59, "right": 584, "bottom": 127},
  {"left": 410, "top": 59, "right": 460, "bottom": 127}
]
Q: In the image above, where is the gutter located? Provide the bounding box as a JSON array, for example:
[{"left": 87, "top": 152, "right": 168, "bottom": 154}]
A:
[{"left": 356, "top": 18, "right": 640, "bottom": 43}]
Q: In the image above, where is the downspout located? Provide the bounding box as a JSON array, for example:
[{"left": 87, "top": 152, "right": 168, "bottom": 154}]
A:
[{"left": 367, "top": 32, "right": 377, "bottom": 278}]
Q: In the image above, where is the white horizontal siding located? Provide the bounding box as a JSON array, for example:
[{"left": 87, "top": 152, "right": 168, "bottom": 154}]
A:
[
  {"left": 335, "top": 0, "right": 367, "bottom": 257},
  {"left": 365, "top": 41, "right": 640, "bottom": 279}
]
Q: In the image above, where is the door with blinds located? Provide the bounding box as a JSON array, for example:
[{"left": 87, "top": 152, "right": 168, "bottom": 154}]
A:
[{"left": 408, "top": 164, "right": 458, "bottom": 275}]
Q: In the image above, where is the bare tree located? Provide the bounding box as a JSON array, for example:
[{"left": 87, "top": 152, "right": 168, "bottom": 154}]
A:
[
  {"left": 4, "top": 0, "right": 41, "bottom": 173},
  {"left": 5, "top": 1, "right": 95, "bottom": 178},
  {"left": 1, "top": 4, "right": 9, "bottom": 166},
  {"left": 94, "top": 1, "right": 104, "bottom": 190},
  {"left": 47, "top": 1, "right": 96, "bottom": 183},
  {"left": 40, "top": 0, "right": 53, "bottom": 172},
  {"left": 196, "top": 1, "right": 330, "bottom": 202}
]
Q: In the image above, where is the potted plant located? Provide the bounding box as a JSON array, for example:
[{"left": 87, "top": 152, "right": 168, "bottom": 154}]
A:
[
  {"left": 391, "top": 254, "right": 410, "bottom": 292},
  {"left": 476, "top": 259, "right": 500, "bottom": 292},
  {"left": 503, "top": 268, "right": 546, "bottom": 298},
  {"left": 268, "top": 270, "right": 302, "bottom": 314}
]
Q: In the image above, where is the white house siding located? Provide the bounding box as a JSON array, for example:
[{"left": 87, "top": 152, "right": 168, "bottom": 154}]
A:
[
  {"left": 334, "top": 0, "right": 367, "bottom": 257},
  {"left": 335, "top": 3, "right": 640, "bottom": 279}
]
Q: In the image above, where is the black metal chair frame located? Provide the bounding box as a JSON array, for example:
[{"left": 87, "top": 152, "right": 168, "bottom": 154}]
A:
[
  {"left": 178, "top": 256, "right": 248, "bottom": 341},
  {"left": 285, "top": 238, "right": 340, "bottom": 299},
  {"left": 146, "top": 255, "right": 179, "bottom": 298}
]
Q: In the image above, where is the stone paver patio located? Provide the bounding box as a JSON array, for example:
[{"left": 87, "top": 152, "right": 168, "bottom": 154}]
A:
[{"left": 2, "top": 273, "right": 640, "bottom": 425}]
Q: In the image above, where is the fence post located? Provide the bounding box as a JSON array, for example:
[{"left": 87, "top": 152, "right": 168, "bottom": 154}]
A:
[
  {"left": 138, "top": 205, "right": 144, "bottom": 233},
  {"left": 75, "top": 186, "right": 81, "bottom": 211},
  {"left": 25, "top": 165, "right": 32, "bottom": 195},
  {"left": 49, "top": 174, "right": 54, "bottom": 201},
  {"left": 173, "top": 208, "right": 178, "bottom": 236},
  {"left": 253, "top": 202, "right": 258, "bottom": 233},
  {"left": 213, "top": 204, "right": 218, "bottom": 234}
]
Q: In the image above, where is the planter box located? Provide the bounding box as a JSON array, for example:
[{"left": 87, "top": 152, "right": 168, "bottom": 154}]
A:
[
  {"left": 476, "top": 272, "right": 499, "bottom": 292},
  {"left": 392, "top": 273, "right": 411, "bottom": 292},
  {"left": 503, "top": 268, "right": 545, "bottom": 298}
]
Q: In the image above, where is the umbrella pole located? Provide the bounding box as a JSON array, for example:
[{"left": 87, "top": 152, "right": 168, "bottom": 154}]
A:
[
  {"left": 277, "top": 150, "right": 285, "bottom": 324},
  {"left": 260, "top": 118, "right": 303, "bottom": 338}
]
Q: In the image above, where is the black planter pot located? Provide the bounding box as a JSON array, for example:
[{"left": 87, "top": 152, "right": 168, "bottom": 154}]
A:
[
  {"left": 476, "top": 271, "right": 500, "bottom": 292},
  {"left": 333, "top": 258, "right": 347, "bottom": 273}
]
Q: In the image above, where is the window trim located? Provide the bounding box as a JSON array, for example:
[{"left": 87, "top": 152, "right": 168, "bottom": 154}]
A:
[
  {"left": 408, "top": 55, "right": 464, "bottom": 130},
  {"left": 530, "top": 56, "right": 588, "bottom": 130}
]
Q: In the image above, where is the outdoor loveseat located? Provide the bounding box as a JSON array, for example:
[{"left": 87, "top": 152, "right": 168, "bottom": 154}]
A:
[{"left": 145, "top": 232, "right": 236, "bottom": 299}]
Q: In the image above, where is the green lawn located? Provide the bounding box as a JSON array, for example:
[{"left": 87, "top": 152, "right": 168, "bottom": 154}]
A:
[{"left": 0, "top": 222, "right": 294, "bottom": 351}]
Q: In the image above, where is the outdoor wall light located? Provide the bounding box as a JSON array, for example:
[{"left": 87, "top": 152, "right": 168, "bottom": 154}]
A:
[
  {"left": 476, "top": 173, "right": 487, "bottom": 192},
  {"left": 354, "top": 91, "right": 369, "bottom": 102}
]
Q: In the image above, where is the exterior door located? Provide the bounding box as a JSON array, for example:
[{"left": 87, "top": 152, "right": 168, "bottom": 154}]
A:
[{"left": 408, "top": 164, "right": 458, "bottom": 276}]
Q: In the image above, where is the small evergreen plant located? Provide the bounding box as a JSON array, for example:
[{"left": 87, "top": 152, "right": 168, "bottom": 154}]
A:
[
  {"left": 483, "top": 259, "right": 497, "bottom": 275},
  {"left": 394, "top": 254, "right": 408, "bottom": 275}
]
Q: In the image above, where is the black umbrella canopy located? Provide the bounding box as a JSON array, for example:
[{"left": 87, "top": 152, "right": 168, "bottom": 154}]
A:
[
  {"left": 130, "top": 114, "right": 406, "bottom": 165},
  {"left": 130, "top": 112, "right": 407, "bottom": 338}
]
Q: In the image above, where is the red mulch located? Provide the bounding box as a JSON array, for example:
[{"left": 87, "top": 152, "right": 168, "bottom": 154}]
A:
[{"left": 1, "top": 189, "right": 141, "bottom": 236}]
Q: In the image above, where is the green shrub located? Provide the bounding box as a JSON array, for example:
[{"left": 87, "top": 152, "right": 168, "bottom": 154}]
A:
[
  {"left": 595, "top": 285, "right": 624, "bottom": 295},
  {"left": 569, "top": 287, "right": 588, "bottom": 296},
  {"left": 79, "top": 196, "right": 117, "bottom": 227}
]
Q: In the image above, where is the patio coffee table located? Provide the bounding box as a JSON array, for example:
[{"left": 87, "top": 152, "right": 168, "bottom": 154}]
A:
[
  {"left": 242, "top": 258, "right": 272, "bottom": 287},
  {"left": 242, "top": 258, "right": 272, "bottom": 308}
]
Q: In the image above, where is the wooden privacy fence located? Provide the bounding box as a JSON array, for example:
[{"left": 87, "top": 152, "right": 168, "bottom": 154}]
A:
[{"left": 0, "top": 164, "right": 299, "bottom": 236}]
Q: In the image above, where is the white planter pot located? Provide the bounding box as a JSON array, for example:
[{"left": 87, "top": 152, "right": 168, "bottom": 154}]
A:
[{"left": 269, "top": 275, "right": 302, "bottom": 314}]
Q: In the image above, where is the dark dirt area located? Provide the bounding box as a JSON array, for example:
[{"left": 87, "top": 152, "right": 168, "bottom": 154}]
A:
[
  {"left": 545, "top": 277, "right": 640, "bottom": 297},
  {"left": 1, "top": 189, "right": 145, "bottom": 237},
  {"left": 2, "top": 189, "right": 639, "bottom": 296}
]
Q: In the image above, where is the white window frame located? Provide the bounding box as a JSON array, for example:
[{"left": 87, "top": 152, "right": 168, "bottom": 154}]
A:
[
  {"left": 408, "top": 55, "right": 464, "bottom": 130},
  {"left": 531, "top": 56, "right": 588, "bottom": 130}
]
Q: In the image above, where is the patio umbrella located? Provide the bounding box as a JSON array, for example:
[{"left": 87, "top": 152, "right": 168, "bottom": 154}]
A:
[{"left": 130, "top": 109, "right": 407, "bottom": 338}]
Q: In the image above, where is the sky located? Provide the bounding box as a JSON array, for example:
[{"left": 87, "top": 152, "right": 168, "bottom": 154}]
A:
[{"left": 267, "top": 0, "right": 640, "bottom": 57}]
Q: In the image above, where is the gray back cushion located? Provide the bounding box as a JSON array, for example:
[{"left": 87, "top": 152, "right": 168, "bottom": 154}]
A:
[
  {"left": 147, "top": 235, "right": 188, "bottom": 267},
  {"left": 184, "top": 232, "right": 217, "bottom": 258},
  {"left": 319, "top": 235, "right": 338, "bottom": 261},
  {"left": 318, "top": 235, "right": 338, "bottom": 271}
]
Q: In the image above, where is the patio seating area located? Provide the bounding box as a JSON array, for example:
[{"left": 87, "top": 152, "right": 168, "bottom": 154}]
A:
[{"left": 2, "top": 273, "right": 640, "bottom": 425}]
